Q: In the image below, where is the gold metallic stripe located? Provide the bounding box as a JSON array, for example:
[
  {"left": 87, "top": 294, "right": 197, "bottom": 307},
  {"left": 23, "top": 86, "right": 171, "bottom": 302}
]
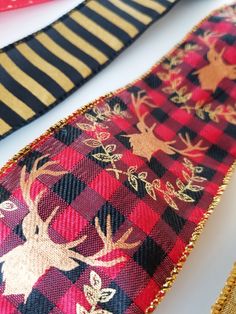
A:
[
  {"left": 0, "top": 53, "right": 55, "bottom": 107},
  {"left": 133, "top": 0, "right": 166, "bottom": 14},
  {"left": 109, "top": 0, "right": 152, "bottom": 25},
  {"left": 86, "top": 1, "right": 138, "bottom": 38},
  {"left": 0, "top": 119, "right": 11, "bottom": 136},
  {"left": 0, "top": 84, "right": 35, "bottom": 120},
  {"left": 53, "top": 22, "right": 108, "bottom": 65},
  {"left": 70, "top": 11, "right": 123, "bottom": 52},
  {"left": 16, "top": 43, "right": 74, "bottom": 92},
  {"left": 36, "top": 33, "right": 92, "bottom": 78}
]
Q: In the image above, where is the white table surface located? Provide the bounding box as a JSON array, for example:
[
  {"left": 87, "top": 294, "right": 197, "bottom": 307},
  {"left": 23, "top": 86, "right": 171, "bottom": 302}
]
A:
[{"left": 0, "top": 1, "right": 235, "bottom": 313}]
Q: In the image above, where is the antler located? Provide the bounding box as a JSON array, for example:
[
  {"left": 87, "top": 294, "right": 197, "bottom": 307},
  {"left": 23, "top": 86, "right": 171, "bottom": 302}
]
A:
[
  {"left": 200, "top": 30, "right": 222, "bottom": 48},
  {"left": 171, "top": 133, "right": 208, "bottom": 157},
  {"left": 20, "top": 155, "right": 67, "bottom": 239},
  {"left": 131, "top": 90, "right": 157, "bottom": 132},
  {"left": 68, "top": 214, "right": 141, "bottom": 267}
]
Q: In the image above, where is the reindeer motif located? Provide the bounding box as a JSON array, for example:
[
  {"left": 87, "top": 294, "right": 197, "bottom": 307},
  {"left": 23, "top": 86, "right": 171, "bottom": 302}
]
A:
[
  {"left": 195, "top": 31, "right": 236, "bottom": 92},
  {"left": 0, "top": 156, "right": 140, "bottom": 302},
  {"left": 124, "top": 91, "right": 207, "bottom": 161}
]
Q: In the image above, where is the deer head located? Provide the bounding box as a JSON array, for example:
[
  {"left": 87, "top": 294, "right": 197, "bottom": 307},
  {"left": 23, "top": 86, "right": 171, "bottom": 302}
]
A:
[
  {"left": 0, "top": 156, "right": 140, "bottom": 302},
  {"left": 124, "top": 111, "right": 176, "bottom": 161},
  {"left": 124, "top": 91, "right": 207, "bottom": 161},
  {"left": 195, "top": 31, "right": 236, "bottom": 92}
]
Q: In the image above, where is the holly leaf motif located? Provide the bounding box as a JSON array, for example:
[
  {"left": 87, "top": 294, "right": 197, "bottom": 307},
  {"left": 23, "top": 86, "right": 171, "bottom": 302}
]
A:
[
  {"left": 99, "top": 288, "right": 116, "bottom": 303},
  {"left": 76, "top": 304, "right": 88, "bottom": 314},
  {"left": 90, "top": 271, "right": 102, "bottom": 291},
  {"left": 83, "top": 139, "right": 101, "bottom": 148},
  {"left": 84, "top": 285, "right": 99, "bottom": 306}
]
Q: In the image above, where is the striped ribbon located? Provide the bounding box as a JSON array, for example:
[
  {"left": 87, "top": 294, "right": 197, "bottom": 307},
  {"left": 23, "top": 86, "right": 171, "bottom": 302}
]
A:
[{"left": 0, "top": 0, "right": 179, "bottom": 139}]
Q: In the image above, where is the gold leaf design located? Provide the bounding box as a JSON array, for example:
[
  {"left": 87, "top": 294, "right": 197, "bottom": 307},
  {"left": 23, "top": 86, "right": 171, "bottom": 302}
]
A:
[
  {"left": 76, "top": 304, "right": 88, "bottom": 314},
  {"left": 83, "top": 139, "right": 102, "bottom": 148},
  {"left": 99, "top": 289, "right": 116, "bottom": 303},
  {"left": 182, "top": 101, "right": 236, "bottom": 125},
  {"left": 77, "top": 271, "right": 116, "bottom": 314}
]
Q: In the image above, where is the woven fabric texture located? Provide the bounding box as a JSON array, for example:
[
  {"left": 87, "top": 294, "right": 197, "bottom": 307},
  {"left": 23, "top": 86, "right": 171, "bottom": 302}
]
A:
[{"left": 0, "top": 4, "right": 236, "bottom": 314}]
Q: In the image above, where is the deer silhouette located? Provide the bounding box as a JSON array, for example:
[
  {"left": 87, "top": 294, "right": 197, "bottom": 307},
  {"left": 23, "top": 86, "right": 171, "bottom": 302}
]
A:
[
  {"left": 0, "top": 156, "right": 140, "bottom": 302},
  {"left": 195, "top": 31, "right": 236, "bottom": 92},
  {"left": 124, "top": 91, "right": 207, "bottom": 161}
]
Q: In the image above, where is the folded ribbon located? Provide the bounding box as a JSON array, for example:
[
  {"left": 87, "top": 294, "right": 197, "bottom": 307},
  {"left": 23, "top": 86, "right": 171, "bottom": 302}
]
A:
[
  {"left": 0, "top": 3, "right": 236, "bottom": 314},
  {"left": 0, "top": 0, "right": 179, "bottom": 139}
]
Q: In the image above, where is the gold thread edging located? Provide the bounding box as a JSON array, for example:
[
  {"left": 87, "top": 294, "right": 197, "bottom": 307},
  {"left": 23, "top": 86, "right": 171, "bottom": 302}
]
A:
[
  {"left": 211, "top": 263, "right": 236, "bottom": 314},
  {"left": 0, "top": 2, "right": 234, "bottom": 313},
  {"left": 145, "top": 161, "right": 236, "bottom": 313}
]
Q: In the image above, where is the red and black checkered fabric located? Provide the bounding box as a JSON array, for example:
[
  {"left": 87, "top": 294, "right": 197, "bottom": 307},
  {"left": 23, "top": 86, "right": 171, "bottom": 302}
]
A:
[{"left": 0, "top": 4, "right": 236, "bottom": 314}]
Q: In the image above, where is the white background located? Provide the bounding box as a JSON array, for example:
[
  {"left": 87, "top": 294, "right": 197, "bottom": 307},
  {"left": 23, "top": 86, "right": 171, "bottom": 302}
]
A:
[{"left": 0, "top": 1, "right": 235, "bottom": 313}]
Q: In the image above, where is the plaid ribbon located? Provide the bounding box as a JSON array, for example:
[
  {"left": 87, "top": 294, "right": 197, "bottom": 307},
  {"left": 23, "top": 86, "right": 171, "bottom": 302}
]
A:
[
  {"left": 0, "top": 0, "right": 179, "bottom": 140},
  {"left": 0, "top": 3, "right": 236, "bottom": 314}
]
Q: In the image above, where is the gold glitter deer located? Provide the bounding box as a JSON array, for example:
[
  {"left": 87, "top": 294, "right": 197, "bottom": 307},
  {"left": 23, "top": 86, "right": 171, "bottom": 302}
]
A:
[
  {"left": 195, "top": 31, "right": 236, "bottom": 92},
  {"left": 0, "top": 156, "right": 140, "bottom": 302},
  {"left": 124, "top": 91, "right": 207, "bottom": 161}
]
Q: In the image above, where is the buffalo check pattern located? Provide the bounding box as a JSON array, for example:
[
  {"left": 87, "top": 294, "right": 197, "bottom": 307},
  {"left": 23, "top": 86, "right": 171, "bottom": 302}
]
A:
[{"left": 0, "top": 4, "right": 236, "bottom": 314}]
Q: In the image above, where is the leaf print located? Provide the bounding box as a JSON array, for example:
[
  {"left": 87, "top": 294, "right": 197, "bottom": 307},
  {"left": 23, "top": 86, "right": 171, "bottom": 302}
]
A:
[
  {"left": 164, "top": 194, "right": 179, "bottom": 210},
  {"left": 90, "top": 271, "right": 102, "bottom": 291},
  {"left": 76, "top": 304, "right": 88, "bottom": 314},
  {"left": 99, "top": 288, "right": 116, "bottom": 303},
  {"left": 83, "top": 139, "right": 102, "bottom": 148},
  {"left": 93, "top": 153, "right": 113, "bottom": 163},
  {"left": 77, "top": 123, "right": 95, "bottom": 131},
  {"left": 77, "top": 271, "right": 116, "bottom": 313},
  {"left": 84, "top": 285, "right": 99, "bottom": 306},
  {"left": 105, "top": 144, "right": 116, "bottom": 153},
  {"left": 0, "top": 200, "right": 17, "bottom": 212},
  {"left": 97, "top": 132, "right": 110, "bottom": 141},
  {"left": 145, "top": 183, "right": 157, "bottom": 200},
  {"left": 128, "top": 174, "right": 138, "bottom": 191}
]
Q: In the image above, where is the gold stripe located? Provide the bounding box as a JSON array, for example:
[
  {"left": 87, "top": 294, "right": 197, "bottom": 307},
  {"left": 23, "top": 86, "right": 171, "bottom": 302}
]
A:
[
  {"left": 70, "top": 11, "right": 123, "bottom": 51},
  {"left": 0, "top": 53, "right": 55, "bottom": 106},
  {"left": 16, "top": 43, "right": 74, "bottom": 92},
  {"left": 133, "top": 0, "right": 166, "bottom": 14},
  {"left": 109, "top": 0, "right": 152, "bottom": 25},
  {"left": 0, "top": 119, "right": 11, "bottom": 136},
  {"left": 0, "top": 84, "right": 35, "bottom": 119},
  {"left": 36, "top": 33, "right": 92, "bottom": 78},
  {"left": 53, "top": 22, "right": 108, "bottom": 64},
  {"left": 86, "top": 1, "right": 138, "bottom": 38}
]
